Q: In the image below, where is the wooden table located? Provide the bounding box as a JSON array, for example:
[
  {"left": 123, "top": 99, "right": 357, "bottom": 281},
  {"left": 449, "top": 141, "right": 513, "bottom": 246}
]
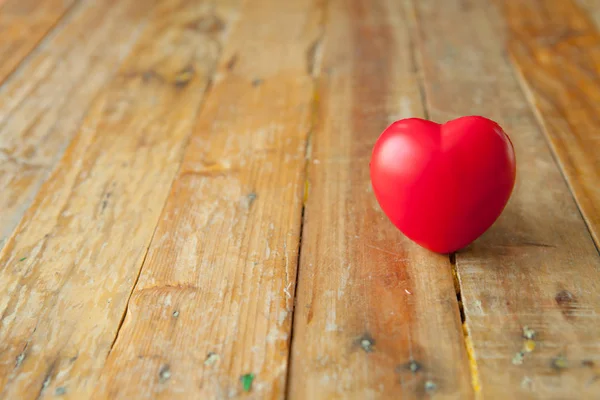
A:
[{"left": 1, "top": 0, "right": 599, "bottom": 398}]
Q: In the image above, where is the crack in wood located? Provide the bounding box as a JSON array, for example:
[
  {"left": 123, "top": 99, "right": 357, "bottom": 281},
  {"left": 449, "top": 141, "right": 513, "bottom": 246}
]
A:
[
  {"left": 450, "top": 252, "right": 483, "bottom": 397},
  {"left": 285, "top": 1, "right": 329, "bottom": 396}
]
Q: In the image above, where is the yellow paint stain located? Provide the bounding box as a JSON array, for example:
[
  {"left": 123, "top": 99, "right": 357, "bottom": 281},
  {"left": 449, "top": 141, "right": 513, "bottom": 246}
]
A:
[
  {"left": 463, "top": 323, "right": 482, "bottom": 398},
  {"left": 303, "top": 180, "right": 309, "bottom": 205},
  {"left": 523, "top": 340, "right": 536, "bottom": 353},
  {"left": 174, "top": 69, "right": 194, "bottom": 86},
  {"left": 311, "top": 91, "right": 319, "bottom": 121},
  {"left": 450, "top": 263, "right": 460, "bottom": 295}
]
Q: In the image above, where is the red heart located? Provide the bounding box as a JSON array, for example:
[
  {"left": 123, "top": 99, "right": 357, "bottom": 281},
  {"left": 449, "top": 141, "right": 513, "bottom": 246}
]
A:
[{"left": 370, "top": 116, "right": 516, "bottom": 253}]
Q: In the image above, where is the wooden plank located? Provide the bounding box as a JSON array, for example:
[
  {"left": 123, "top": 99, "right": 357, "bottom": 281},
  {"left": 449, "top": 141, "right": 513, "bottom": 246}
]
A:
[
  {"left": 288, "top": 0, "right": 473, "bottom": 398},
  {"left": 500, "top": 0, "right": 600, "bottom": 249},
  {"left": 412, "top": 0, "right": 600, "bottom": 398},
  {"left": 95, "top": 0, "right": 320, "bottom": 398},
  {"left": 577, "top": 0, "right": 600, "bottom": 28},
  {"left": 0, "top": 0, "right": 78, "bottom": 84},
  {"left": 0, "top": 1, "right": 239, "bottom": 398},
  {"left": 0, "top": 0, "right": 153, "bottom": 251}
]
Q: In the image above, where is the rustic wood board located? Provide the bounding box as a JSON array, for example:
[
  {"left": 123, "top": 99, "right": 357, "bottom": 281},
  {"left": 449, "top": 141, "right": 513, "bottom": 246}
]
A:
[
  {"left": 0, "top": 0, "right": 599, "bottom": 398},
  {"left": 412, "top": 0, "right": 600, "bottom": 398},
  {"left": 500, "top": 0, "right": 600, "bottom": 249},
  {"left": 0, "top": 0, "right": 78, "bottom": 85},
  {"left": 577, "top": 0, "right": 600, "bottom": 28},
  {"left": 0, "top": 0, "right": 238, "bottom": 397},
  {"left": 0, "top": 0, "right": 155, "bottom": 251},
  {"left": 96, "top": 0, "right": 320, "bottom": 398},
  {"left": 288, "top": 0, "right": 472, "bottom": 398}
]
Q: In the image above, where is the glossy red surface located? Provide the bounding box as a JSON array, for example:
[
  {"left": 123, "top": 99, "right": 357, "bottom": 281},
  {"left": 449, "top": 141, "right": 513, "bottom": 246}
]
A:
[{"left": 370, "top": 116, "right": 516, "bottom": 253}]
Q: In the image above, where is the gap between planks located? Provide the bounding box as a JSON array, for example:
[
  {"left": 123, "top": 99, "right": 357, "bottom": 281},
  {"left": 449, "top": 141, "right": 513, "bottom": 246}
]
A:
[
  {"left": 413, "top": 0, "right": 600, "bottom": 397},
  {"left": 0, "top": 0, "right": 158, "bottom": 252},
  {"left": 0, "top": 0, "right": 242, "bottom": 397},
  {"left": 449, "top": 252, "right": 483, "bottom": 397},
  {"left": 497, "top": 0, "right": 600, "bottom": 251},
  {"left": 506, "top": 48, "right": 600, "bottom": 259},
  {"left": 288, "top": 0, "right": 472, "bottom": 397},
  {"left": 106, "top": 49, "right": 224, "bottom": 357},
  {"left": 406, "top": 0, "right": 481, "bottom": 396},
  {"left": 96, "top": 0, "right": 323, "bottom": 397},
  {"left": 284, "top": 1, "right": 328, "bottom": 396},
  {"left": 0, "top": 0, "right": 81, "bottom": 87}
]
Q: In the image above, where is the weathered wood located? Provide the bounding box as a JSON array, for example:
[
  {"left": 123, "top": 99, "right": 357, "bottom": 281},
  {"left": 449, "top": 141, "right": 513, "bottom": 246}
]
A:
[
  {"left": 500, "top": 0, "right": 600, "bottom": 250},
  {"left": 288, "top": 0, "right": 473, "bottom": 398},
  {"left": 577, "top": 0, "right": 600, "bottom": 28},
  {"left": 413, "top": 0, "right": 600, "bottom": 397},
  {"left": 0, "top": 0, "right": 155, "bottom": 251},
  {"left": 96, "top": 0, "right": 320, "bottom": 398},
  {"left": 0, "top": 0, "right": 77, "bottom": 84},
  {"left": 0, "top": 1, "right": 238, "bottom": 398}
]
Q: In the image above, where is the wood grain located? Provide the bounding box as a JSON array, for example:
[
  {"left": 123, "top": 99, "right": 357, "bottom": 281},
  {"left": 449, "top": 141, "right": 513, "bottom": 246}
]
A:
[
  {"left": 500, "top": 0, "right": 600, "bottom": 250},
  {"left": 0, "top": 0, "right": 78, "bottom": 84},
  {"left": 96, "top": 0, "right": 321, "bottom": 398},
  {"left": 0, "top": 0, "right": 238, "bottom": 398},
  {"left": 0, "top": 0, "right": 155, "bottom": 251},
  {"left": 577, "top": 0, "right": 600, "bottom": 28},
  {"left": 288, "top": 0, "right": 473, "bottom": 398},
  {"left": 412, "top": 0, "right": 600, "bottom": 398}
]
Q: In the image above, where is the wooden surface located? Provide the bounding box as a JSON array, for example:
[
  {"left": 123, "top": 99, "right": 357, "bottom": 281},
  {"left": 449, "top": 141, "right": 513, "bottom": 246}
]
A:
[
  {"left": 98, "top": 0, "right": 316, "bottom": 397},
  {"left": 0, "top": 0, "right": 155, "bottom": 250},
  {"left": 288, "top": 0, "right": 471, "bottom": 398},
  {"left": 578, "top": 0, "right": 600, "bottom": 27},
  {"left": 0, "top": 0, "right": 599, "bottom": 398},
  {"left": 0, "top": 0, "right": 77, "bottom": 86},
  {"left": 501, "top": 0, "right": 600, "bottom": 249},
  {"left": 0, "top": 0, "right": 236, "bottom": 397},
  {"left": 413, "top": 0, "right": 600, "bottom": 398}
]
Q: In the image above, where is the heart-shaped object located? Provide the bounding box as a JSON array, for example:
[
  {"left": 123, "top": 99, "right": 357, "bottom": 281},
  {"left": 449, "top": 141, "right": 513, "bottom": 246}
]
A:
[{"left": 370, "top": 116, "right": 516, "bottom": 253}]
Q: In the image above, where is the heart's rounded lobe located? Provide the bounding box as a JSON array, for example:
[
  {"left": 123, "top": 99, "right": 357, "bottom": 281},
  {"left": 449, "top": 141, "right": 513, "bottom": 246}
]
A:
[{"left": 370, "top": 116, "right": 516, "bottom": 253}]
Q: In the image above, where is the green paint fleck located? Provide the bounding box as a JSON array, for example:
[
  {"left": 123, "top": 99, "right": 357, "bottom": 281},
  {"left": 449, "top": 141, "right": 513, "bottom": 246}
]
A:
[
  {"left": 408, "top": 360, "right": 421, "bottom": 373},
  {"left": 241, "top": 373, "right": 255, "bottom": 392},
  {"left": 512, "top": 351, "right": 525, "bottom": 365},
  {"left": 424, "top": 380, "right": 437, "bottom": 392},
  {"left": 522, "top": 326, "right": 536, "bottom": 340},
  {"left": 552, "top": 355, "right": 568, "bottom": 370},
  {"left": 19, "top": 257, "right": 27, "bottom": 262}
]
